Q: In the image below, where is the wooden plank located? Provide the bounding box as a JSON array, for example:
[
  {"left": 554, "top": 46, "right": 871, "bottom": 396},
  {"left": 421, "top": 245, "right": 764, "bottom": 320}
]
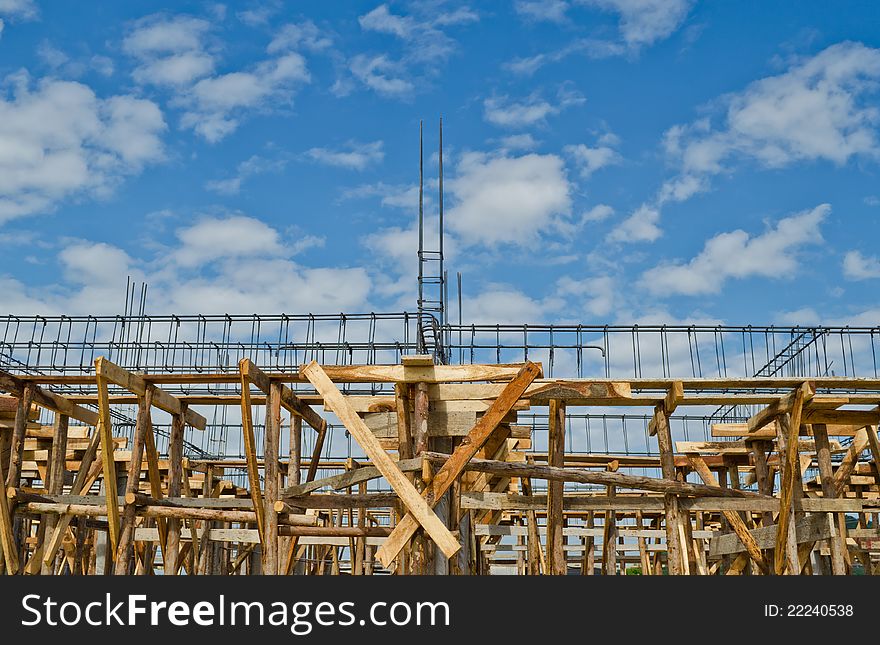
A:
[
  {"left": 314, "top": 363, "right": 538, "bottom": 384},
  {"left": 301, "top": 360, "right": 460, "bottom": 559},
  {"left": 709, "top": 514, "right": 832, "bottom": 557},
  {"left": 375, "top": 361, "right": 542, "bottom": 568},
  {"left": 527, "top": 381, "right": 631, "bottom": 404},
  {"left": 95, "top": 358, "right": 206, "bottom": 430}
]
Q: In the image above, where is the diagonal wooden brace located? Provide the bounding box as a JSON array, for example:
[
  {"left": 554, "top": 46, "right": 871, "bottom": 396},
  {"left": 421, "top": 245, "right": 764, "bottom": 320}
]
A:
[
  {"left": 376, "top": 361, "right": 542, "bottom": 568},
  {"left": 301, "top": 360, "right": 461, "bottom": 559}
]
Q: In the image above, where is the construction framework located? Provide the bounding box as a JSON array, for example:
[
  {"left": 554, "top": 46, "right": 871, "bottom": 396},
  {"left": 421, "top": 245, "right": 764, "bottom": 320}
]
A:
[{"left": 1, "top": 342, "right": 878, "bottom": 575}]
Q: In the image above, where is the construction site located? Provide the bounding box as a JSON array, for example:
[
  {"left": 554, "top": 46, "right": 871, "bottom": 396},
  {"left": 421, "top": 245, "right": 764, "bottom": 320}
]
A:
[{"left": 1, "top": 129, "right": 879, "bottom": 578}]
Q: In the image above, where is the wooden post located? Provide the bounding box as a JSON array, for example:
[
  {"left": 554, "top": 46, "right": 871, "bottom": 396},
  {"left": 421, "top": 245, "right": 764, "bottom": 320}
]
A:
[
  {"left": 547, "top": 399, "right": 566, "bottom": 575},
  {"left": 164, "top": 408, "right": 185, "bottom": 575},
  {"left": 262, "top": 382, "right": 281, "bottom": 575},
  {"left": 239, "top": 373, "right": 265, "bottom": 542},
  {"left": 411, "top": 381, "right": 430, "bottom": 574},
  {"left": 290, "top": 416, "right": 302, "bottom": 487},
  {"left": 94, "top": 370, "right": 120, "bottom": 559},
  {"left": 812, "top": 423, "right": 847, "bottom": 575},
  {"left": 6, "top": 384, "right": 34, "bottom": 487},
  {"left": 653, "top": 405, "right": 683, "bottom": 574},
  {"left": 39, "top": 413, "right": 68, "bottom": 575},
  {"left": 601, "top": 460, "right": 617, "bottom": 576},
  {"left": 114, "top": 389, "right": 153, "bottom": 574}
]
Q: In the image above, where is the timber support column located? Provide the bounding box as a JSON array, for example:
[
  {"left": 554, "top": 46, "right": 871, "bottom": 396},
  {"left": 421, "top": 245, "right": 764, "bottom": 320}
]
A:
[
  {"left": 547, "top": 399, "right": 566, "bottom": 575},
  {"left": 653, "top": 404, "right": 684, "bottom": 574},
  {"left": 164, "top": 406, "right": 186, "bottom": 575}
]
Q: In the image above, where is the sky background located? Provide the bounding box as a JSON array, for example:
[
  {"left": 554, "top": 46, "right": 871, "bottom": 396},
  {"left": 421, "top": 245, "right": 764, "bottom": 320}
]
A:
[{"left": 1, "top": 0, "right": 880, "bottom": 329}]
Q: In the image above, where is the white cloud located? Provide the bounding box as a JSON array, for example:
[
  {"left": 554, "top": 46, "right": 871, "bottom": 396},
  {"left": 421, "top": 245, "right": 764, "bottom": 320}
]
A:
[
  {"left": 341, "top": 181, "right": 426, "bottom": 211},
  {"left": 350, "top": 4, "right": 478, "bottom": 95},
  {"left": 504, "top": 1, "right": 687, "bottom": 76},
  {"left": 177, "top": 53, "right": 310, "bottom": 142},
  {"left": 515, "top": 0, "right": 570, "bottom": 23},
  {"left": 504, "top": 38, "right": 625, "bottom": 76},
  {"left": 606, "top": 204, "right": 661, "bottom": 243},
  {"left": 564, "top": 142, "right": 620, "bottom": 177},
  {"left": 483, "top": 86, "right": 585, "bottom": 128},
  {"left": 205, "top": 155, "right": 285, "bottom": 194},
  {"left": 498, "top": 133, "right": 540, "bottom": 151},
  {"left": 640, "top": 203, "right": 828, "bottom": 296},
  {"left": 3, "top": 214, "right": 372, "bottom": 315},
  {"left": 306, "top": 140, "right": 384, "bottom": 170},
  {"left": 582, "top": 203, "right": 614, "bottom": 222},
  {"left": 447, "top": 151, "right": 572, "bottom": 246},
  {"left": 125, "top": 14, "right": 313, "bottom": 142},
  {"left": 843, "top": 250, "right": 880, "bottom": 280},
  {"left": 268, "top": 21, "right": 332, "bottom": 53},
  {"left": 123, "top": 14, "right": 215, "bottom": 86},
  {"left": 665, "top": 42, "right": 880, "bottom": 181},
  {"left": 461, "top": 284, "right": 560, "bottom": 325},
  {"left": 556, "top": 275, "right": 615, "bottom": 317},
  {"left": 579, "top": 0, "right": 693, "bottom": 48},
  {"left": 0, "top": 73, "right": 165, "bottom": 222},
  {"left": 0, "top": 0, "right": 37, "bottom": 20},
  {"left": 349, "top": 54, "right": 414, "bottom": 96},
  {"left": 173, "top": 215, "right": 284, "bottom": 268}
]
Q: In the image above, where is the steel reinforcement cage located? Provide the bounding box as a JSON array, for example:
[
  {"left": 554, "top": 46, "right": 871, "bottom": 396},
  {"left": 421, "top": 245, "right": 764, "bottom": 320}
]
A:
[{"left": 2, "top": 313, "right": 878, "bottom": 488}]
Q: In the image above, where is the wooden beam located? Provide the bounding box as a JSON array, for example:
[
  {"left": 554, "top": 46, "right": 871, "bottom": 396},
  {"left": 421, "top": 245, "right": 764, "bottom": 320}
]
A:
[
  {"left": 281, "top": 457, "right": 423, "bottom": 498},
  {"left": 95, "top": 358, "right": 206, "bottom": 430},
  {"left": 313, "top": 363, "right": 539, "bottom": 384},
  {"left": 648, "top": 381, "right": 683, "bottom": 436},
  {"left": 301, "top": 360, "right": 460, "bottom": 559},
  {"left": 0, "top": 370, "right": 98, "bottom": 426},
  {"left": 748, "top": 382, "right": 814, "bottom": 435},
  {"left": 375, "top": 361, "right": 542, "bottom": 568},
  {"left": 239, "top": 359, "right": 325, "bottom": 432}
]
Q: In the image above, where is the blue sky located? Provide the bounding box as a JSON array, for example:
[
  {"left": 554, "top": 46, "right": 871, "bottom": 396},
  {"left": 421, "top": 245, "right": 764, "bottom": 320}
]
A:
[{"left": 1, "top": 0, "right": 879, "bottom": 328}]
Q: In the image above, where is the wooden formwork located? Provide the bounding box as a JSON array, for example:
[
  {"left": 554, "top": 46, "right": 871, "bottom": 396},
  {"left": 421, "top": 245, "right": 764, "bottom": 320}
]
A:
[{"left": 1, "top": 357, "right": 879, "bottom": 575}]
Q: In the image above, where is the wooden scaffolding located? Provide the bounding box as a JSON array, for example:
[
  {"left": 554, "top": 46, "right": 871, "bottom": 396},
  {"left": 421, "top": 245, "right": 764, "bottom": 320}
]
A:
[{"left": 1, "top": 356, "right": 879, "bottom": 575}]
